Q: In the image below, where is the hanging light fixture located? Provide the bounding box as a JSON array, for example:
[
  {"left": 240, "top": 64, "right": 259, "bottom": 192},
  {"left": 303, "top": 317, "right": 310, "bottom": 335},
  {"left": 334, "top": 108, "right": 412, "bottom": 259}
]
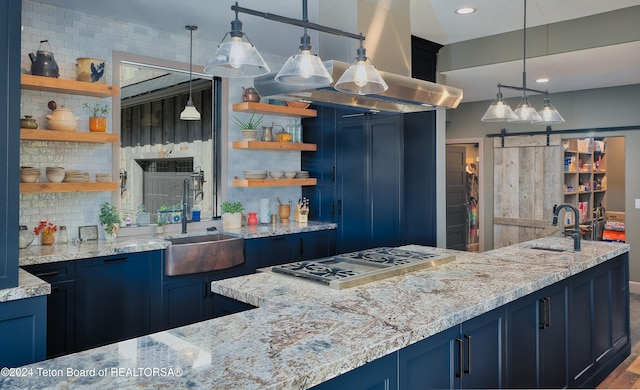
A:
[
  {"left": 275, "top": 27, "right": 333, "bottom": 87},
  {"left": 481, "top": 0, "right": 564, "bottom": 125},
  {"left": 180, "top": 25, "right": 201, "bottom": 121},
  {"left": 334, "top": 34, "right": 388, "bottom": 95},
  {"left": 217, "top": 1, "right": 386, "bottom": 94},
  {"left": 204, "top": 3, "right": 270, "bottom": 78}
]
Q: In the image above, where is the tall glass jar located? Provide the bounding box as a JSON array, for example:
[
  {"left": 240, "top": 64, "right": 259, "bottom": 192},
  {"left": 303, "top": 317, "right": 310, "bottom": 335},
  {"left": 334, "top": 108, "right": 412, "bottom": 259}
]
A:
[
  {"left": 58, "top": 225, "right": 69, "bottom": 244},
  {"left": 18, "top": 225, "right": 34, "bottom": 249}
]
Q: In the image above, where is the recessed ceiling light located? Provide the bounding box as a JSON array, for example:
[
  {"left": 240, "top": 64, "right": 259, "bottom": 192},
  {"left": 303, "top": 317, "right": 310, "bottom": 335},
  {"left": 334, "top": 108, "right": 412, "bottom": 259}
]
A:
[
  {"left": 455, "top": 7, "right": 477, "bottom": 15},
  {"left": 536, "top": 78, "right": 550, "bottom": 83}
]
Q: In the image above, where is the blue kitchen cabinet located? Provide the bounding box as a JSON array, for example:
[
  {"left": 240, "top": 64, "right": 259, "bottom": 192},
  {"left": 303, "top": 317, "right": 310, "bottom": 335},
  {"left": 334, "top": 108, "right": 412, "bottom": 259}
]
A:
[
  {"left": 22, "top": 261, "right": 76, "bottom": 358},
  {"left": 302, "top": 107, "right": 404, "bottom": 254},
  {"left": 568, "top": 253, "right": 630, "bottom": 388},
  {"left": 160, "top": 245, "right": 257, "bottom": 329},
  {"left": 398, "top": 306, "right": 505, "bottom": 389},
  {"left": 75, "top": 251, "right": 159, "bottom": 351},
  {"left": 505, "top": 279, "right": 569, "bottom": 388},
  {"left": 0, "top": 296, "right": 46, "bottom": 368},
  {"left": 244, "top": 231, "right": 336, "bottom": 270},
  {"left": 310, "top": 352, "right": 398, "bottom": 390}
]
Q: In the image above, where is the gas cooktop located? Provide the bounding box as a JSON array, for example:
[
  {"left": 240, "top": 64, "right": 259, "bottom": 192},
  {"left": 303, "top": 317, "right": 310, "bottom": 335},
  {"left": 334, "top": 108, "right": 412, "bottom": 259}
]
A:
[{"left": 271, "top": 247, "right": 455, "bottom": 289}]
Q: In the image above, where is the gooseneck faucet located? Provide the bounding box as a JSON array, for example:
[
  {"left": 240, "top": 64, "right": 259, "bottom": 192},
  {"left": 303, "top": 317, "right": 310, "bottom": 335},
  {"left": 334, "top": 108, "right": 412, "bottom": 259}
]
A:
[
  {"left": 182, "top": 179, "right": 190, "bottom": 234},
  {"left": 552, "top": 203, "right": 581, "bottom": 251}
]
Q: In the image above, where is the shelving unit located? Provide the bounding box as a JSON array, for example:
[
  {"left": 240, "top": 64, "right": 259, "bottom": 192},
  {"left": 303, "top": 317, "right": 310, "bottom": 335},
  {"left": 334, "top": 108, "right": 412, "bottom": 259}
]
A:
[
  {"left": 232, "top": 102, "right": 317, "bottom": 188},
  {"left": 562, "top": 137, "right": 607, "bottom": 233},
  {"left": 20, "top": 129, "right": 118, "bottom": 143},
  {"left": 232, "top": 178, "right": 317, "bottom": 187},
  {"left": 232, "top": 140, "right": 316, "bottom": 151},
  {"left": 20, "top": 75, "right": 119, "bottom": 194},
  {"left": 232, "top": 102, "right": 316, "bottom": 118}
]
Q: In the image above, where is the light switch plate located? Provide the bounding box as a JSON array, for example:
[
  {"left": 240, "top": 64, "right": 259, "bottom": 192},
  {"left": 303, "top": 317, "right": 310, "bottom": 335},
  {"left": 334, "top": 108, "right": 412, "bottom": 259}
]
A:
[{"left": 636, "top": 199, "right": 640, "bottom": 209}]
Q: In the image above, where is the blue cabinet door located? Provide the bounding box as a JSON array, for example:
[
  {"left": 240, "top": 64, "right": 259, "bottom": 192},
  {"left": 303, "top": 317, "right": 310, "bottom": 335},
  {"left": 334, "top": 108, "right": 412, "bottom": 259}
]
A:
[
  {"left": 162, "top": 273, "right": 209, "bottom": 329},
  {"left": 460, "top": 307, "right": 505, "bottom": 389},
  {"left": 245, "top": 235, "right": 295, "bottom": 268},
  {"left": 75, "top": 252, "right": 154, "bottom": 351},
  {"left": 0, "top": 296, "right": 46, "bottom": 368},
  {"left": 22, "top": 261, "right": 76, "bottom": 358},
  {"left": 399, "top": 326, "right": 458, "bottom": 389},
  {"left": 294, "top": 230, "right": 336, "bottom": 261},
  {"left": 506, "top": 281, "right": 568, "bottom": 389},
  {"left": 311, "top": 352, "right": 398, "bottom": 390}
]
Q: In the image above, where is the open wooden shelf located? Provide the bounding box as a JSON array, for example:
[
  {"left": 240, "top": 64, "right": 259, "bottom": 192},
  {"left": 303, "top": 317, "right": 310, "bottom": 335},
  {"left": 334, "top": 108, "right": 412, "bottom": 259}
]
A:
[
  {"left": 232, "top": 178, "right": 317, "bottom": 187},
  {"left": 20, "top": 128, "right": 118, "bottom": 143},
  {"left": 20, "top": 181, "right": 118, "bottom": 193},
  {"left": 21, "top": 74, "right": 119, "bottom": 97},
  {"left": 232, "top": 102, "right": 316, "bottom": 118},
  {"left": 232, "top": 140, "right": 316, "bottom": 151}
]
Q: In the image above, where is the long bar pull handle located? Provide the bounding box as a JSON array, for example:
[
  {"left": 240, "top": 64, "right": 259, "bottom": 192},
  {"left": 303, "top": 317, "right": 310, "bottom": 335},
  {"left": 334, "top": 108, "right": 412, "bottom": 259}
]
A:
[
  {"left": 455, "top": 337, "right": 464, "bottom": 378},
  {"left": 544, "top": 297, "right": 551, "bottom": 328},
  {"left": 35, "top": 271, "right": 59, "bottom": 278},
  {"left": 103, "top": 257, "right": 127, "bottom": 263},
  {"left": 337, "top": 200, "right": 342, "bottom": 216},
  {"left": 330, "top": 202, "right": 335, "bottom": 219},
  {"left": 202, "top": 282, "right": 208, "bottom": 298},
  {"left": 331, "top": 166, "right": 336, "bottom": 182},
  {"left": 464, "top": 334, "right": 472, "bottom": 374},
  {"left": 539, "top": 298, "right": 547, "bottom": 329}
]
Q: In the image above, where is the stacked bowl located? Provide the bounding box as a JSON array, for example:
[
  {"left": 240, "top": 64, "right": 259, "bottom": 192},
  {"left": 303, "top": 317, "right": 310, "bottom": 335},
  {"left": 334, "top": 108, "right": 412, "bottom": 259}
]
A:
[
  {"left": 95, "top": 173, "right": 112, "bottom": 182},
  {"left": 46, "top": 166, "right": 65, "bottom": 183},
  {"left": 244, "top": 170, "right": 267, "bottom": 180},
  {"left": 63, "top": 170, "right": 90, "bottom": 183},
  {"left": 296, "top": 171, "right": 310, "bottom": 178},
  {"left": 20, "top": 166, "right": 41, "bottom": 183}
]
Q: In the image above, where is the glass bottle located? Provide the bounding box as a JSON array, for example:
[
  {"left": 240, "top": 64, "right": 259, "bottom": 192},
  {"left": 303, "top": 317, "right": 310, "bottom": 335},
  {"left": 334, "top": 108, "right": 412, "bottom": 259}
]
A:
[
  {"left": 58, "top": 225, "right": 69, "bottom": 244},
  {"left": 18, "top": 225, "right": 34, "bottom": 249}
]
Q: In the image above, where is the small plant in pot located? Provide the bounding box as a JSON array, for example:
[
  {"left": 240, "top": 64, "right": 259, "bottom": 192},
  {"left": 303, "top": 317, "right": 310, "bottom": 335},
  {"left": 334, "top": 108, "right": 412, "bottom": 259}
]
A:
[
  {"left": 233, "top": 112, "right": 263, "bottom": 141},
  {"left": 155, "top": 218, "right": 167, "bottom": 235},
  {"left": 136, "top": 204, "right": 150, "bottom": 226},
  {"left": 99, "top": 202, "right": 122, "bottom": 240},
  {"left": 220, "top": 200, "right": 244, "bottom": 229},
  {"left": 82, "top": 102, "right": 110, "bottom": 132}
]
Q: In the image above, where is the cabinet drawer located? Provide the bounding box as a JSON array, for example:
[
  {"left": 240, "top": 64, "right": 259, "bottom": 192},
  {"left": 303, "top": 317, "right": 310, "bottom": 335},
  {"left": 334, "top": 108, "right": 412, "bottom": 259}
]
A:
[{"left": 22, "top": 261, "right": 76, "bottom": 283}]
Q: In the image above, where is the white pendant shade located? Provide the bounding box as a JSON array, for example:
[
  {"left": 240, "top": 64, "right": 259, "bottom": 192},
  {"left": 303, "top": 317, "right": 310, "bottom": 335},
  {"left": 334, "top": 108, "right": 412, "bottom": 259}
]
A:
[
  {"left": 275, "top": 49, "right": 333, "bottom": 87},
  {"left": 180, "top": 103, "right": 201, "bottom": 121},
  {"left": 481, "top": 94, "right": 517, "bottom": 122},
  {"left": 334, "top": 59, "right": 388, "bottom": 95},
  {"left": 205, "top": 36, "right": 270, "bottom": 78}
]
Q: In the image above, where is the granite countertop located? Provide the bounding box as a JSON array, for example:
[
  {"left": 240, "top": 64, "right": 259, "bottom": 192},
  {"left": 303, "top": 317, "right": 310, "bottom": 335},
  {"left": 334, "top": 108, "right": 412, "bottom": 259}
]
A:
[
  {"left": 1, "top": 237, "right": 628, "bottom": 389},
  {"left": 18, "top": 220, "right": 337, "bottom": 267},
  {"left": 0, "top": 269, "right": 50, "bottom": 303}
]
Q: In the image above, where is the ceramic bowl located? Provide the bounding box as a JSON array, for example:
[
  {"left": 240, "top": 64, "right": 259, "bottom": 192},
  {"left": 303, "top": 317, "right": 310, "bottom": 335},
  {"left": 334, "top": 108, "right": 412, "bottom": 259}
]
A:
[
  {"left": 285, "top": 101, "right": 311, "bottom": 109},
  {"left": 46, "top": 167, "right": 65, "bottom": 183},
  {"left": 269, "top": 171, "right": 284, "bottom": 179},
  {"left": 284, "top": 171, "right": 297, "bottom": 178}
]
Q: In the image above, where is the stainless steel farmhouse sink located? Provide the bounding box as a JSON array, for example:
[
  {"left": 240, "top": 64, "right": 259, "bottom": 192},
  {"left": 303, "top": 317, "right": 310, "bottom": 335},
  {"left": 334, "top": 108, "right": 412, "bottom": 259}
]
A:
[{"left": 165, "top": 234, "right": 244, "bottom": 276}]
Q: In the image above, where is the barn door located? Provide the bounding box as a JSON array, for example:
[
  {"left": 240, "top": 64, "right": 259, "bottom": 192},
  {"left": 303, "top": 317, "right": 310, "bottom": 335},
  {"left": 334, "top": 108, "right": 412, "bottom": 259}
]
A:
[{"left": 493, "top": 134, "right": 563, "bottom": 248}]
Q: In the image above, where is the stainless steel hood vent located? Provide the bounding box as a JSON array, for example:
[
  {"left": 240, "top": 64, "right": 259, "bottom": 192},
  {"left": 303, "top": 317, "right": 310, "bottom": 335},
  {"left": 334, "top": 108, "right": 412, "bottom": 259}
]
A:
[{"left": 254, "top": 60, "right": 463, "bottom": 113}]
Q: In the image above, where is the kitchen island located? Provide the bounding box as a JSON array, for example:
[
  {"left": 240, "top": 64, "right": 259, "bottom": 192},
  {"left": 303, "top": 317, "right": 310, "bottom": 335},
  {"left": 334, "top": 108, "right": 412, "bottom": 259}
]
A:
[{"left": 0, "top": 237, "right": 629, "bottom": 389}]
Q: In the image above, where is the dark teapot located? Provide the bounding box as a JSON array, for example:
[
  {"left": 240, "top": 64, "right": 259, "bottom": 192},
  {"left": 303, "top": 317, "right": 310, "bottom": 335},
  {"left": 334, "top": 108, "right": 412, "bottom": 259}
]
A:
[
  {"left": 29, "top": 40, "right": 59, "bottom": 78},
  {"left": 242, "top": 87, "right": 260, "bottom": 103}
]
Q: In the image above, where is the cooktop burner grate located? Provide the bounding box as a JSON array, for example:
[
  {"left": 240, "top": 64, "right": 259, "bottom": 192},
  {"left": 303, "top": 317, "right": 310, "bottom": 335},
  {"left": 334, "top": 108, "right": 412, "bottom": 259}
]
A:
[
  {"left": 337, "top": 247, "right": 440, "bottom": 265},
  {"left": 273, "top": 261, "right": 364, "bottom": 284}
]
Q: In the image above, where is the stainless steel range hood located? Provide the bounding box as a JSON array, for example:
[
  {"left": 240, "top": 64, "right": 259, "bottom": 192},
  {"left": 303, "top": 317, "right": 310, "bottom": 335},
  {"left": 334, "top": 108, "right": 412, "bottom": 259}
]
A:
[{"left": 253, "top": 60, "right": 463, "bottom": 113}]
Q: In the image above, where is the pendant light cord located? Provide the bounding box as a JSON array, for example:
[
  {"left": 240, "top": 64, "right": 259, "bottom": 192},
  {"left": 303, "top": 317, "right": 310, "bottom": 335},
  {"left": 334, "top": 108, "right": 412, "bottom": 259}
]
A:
[
  {"left": 522, "top": 0, "right": 527, "bottom": 96},
  {"left": 187, "top": 25, "right": 196, "bottom": 104}
]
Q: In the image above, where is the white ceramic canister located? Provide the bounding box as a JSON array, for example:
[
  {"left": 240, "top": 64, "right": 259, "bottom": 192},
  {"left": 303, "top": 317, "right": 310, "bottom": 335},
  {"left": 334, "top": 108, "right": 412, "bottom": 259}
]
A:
[{"left": 259, "top": 198, "right": 270, "bottom": 223}]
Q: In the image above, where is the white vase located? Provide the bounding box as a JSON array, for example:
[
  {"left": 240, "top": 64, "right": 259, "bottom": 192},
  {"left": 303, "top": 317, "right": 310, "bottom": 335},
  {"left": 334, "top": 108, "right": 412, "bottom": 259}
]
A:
[{"left": 222, "top": 212, "right": 242, "bottom": 229}]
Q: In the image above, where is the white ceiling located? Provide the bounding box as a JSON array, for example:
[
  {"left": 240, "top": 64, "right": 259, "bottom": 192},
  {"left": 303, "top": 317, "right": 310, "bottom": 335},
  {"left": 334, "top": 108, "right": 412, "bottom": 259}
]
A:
[{"left": 32, "top": 0, "right": 640, "bottom": 103}]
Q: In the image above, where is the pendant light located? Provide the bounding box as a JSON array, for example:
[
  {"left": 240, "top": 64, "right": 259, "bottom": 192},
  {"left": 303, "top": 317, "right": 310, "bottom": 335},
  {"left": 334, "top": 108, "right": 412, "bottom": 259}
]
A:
[
  {"left": 180, "top": 25, "right": 201, "bottom": 121},
  {"left": 481, "top": 0, "right": 564, "bottom": 125},
  {"left": 204, "top": 3, "right": 270, "bottom": 78},
  {"left": 334, "top": 34, "right": 388, "bottom": 95},
  {"left": 275, "top": 27, "right": 333, "bottom": 87}
]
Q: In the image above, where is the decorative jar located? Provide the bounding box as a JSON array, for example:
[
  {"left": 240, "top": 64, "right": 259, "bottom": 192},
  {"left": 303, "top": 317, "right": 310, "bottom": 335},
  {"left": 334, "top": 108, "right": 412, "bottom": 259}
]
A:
[
  {"left": 247, "top": 212, "right": 258, "bottom": 226},
  {"left": 41, "top": 233, "right": 55, "bottom": 245},
  {"left": 18, "top": 225, "right": 34, "bottom": 249}
]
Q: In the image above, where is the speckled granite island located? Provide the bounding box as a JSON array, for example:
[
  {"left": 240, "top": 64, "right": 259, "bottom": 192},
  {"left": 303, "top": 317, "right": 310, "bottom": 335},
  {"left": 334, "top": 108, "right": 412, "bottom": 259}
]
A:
[{"left": 1, "top": 237, "right": 629, "bottom": 389}]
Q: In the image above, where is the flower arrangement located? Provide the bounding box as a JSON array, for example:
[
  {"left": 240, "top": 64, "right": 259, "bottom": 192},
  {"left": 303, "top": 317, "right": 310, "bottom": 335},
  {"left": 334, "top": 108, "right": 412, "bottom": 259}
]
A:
[{"left": 34, "top": 220, "right": 57, "bottom": 235}]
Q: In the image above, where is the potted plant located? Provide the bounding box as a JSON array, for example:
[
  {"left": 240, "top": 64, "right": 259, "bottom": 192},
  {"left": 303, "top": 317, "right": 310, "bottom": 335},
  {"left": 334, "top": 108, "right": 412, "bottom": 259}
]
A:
[
  {"left": 82, "top": 102, "right": 110, "bottom": 132},
  {"left": 220, "top": 200, "right": 244, "bottom": 229},
  {"left": 136, "top": 204, "right": 150, "bottom": 226},
  {"left": 155, "top": 219, "right": 167, "bottom": 236},
  {"left": 99, "top": 202, "right": 122, "bottom": 240},
  {"left": 233, "top": 112, "right": 263, "bottom": 141}
]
